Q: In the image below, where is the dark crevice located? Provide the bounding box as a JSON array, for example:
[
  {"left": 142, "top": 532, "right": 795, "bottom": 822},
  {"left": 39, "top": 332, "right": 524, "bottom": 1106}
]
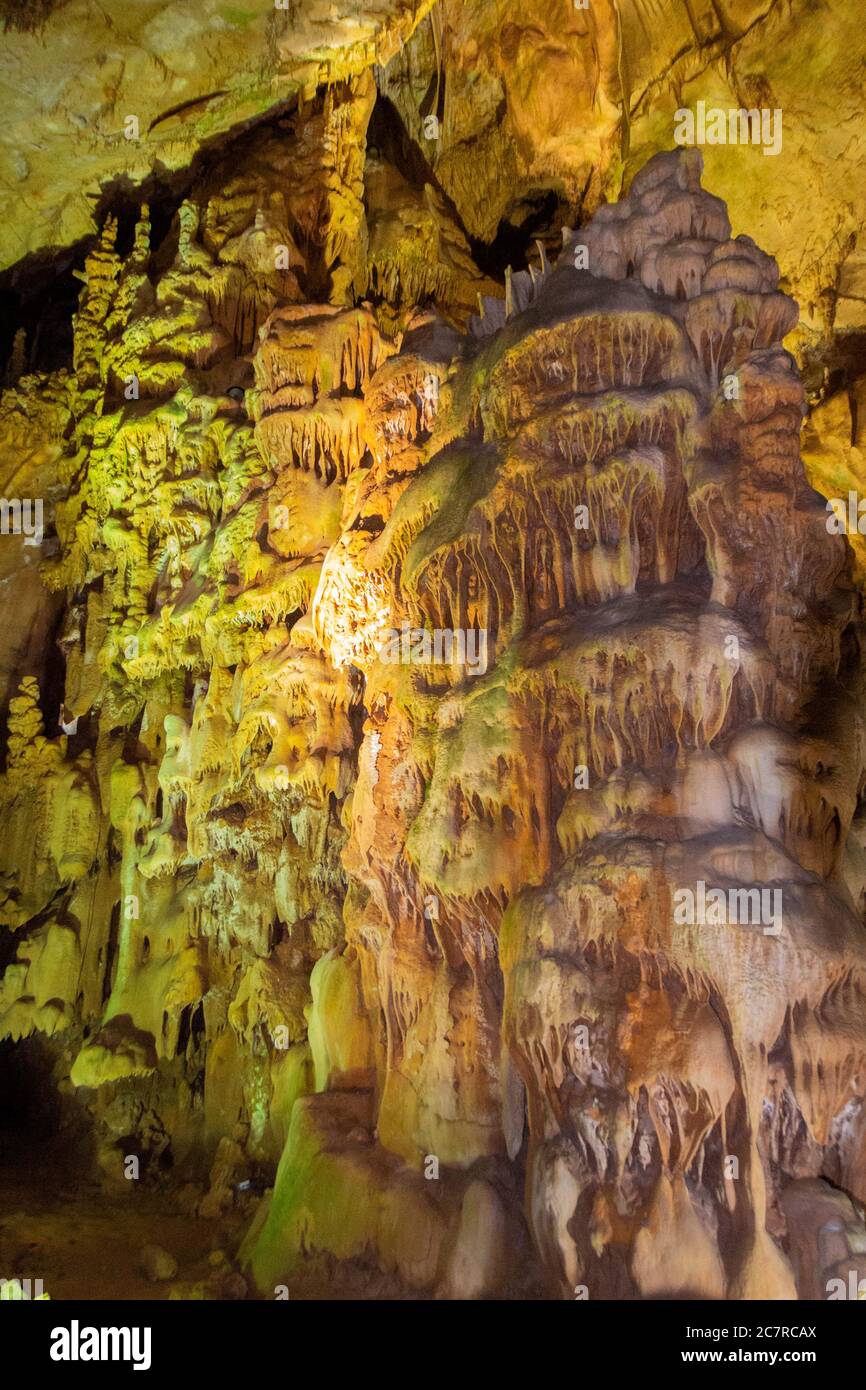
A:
[
  {"left": 367, "top": 93, "right": 439, "bottom": 193},
  {"left": 800, "top": 330, "right": 866, "bottom": 405},
  {"left": 467, "top": 191, "right": 565, "bottom": 281},
  {"left": 39, "top": 605, "right": 68, "bottom": 739},
  {"left": 0, "top": 249, "right": 81, "bottom": 375},
  {"left": 148, "top": 91, "right": 230, "bottom": 134},
  {"left": 367, "top": 92, "right": 568, "bottom": 283}
]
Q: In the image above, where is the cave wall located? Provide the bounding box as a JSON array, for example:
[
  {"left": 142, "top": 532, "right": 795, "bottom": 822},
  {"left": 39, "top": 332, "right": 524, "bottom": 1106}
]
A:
[{"left": 2, "top": 1, "right": 866, "bottom": 1301}]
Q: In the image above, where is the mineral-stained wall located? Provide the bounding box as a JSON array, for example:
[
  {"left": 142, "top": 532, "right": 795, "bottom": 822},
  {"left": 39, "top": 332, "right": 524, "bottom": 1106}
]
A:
[{"left": 3, "top": 3, "right": 866, "bottom": 1302}]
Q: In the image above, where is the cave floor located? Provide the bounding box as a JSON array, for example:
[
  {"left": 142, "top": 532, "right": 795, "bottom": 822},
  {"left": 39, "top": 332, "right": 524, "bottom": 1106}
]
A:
[{"left": 0, "top": 1161, "right": 237, "bottom": 1300}]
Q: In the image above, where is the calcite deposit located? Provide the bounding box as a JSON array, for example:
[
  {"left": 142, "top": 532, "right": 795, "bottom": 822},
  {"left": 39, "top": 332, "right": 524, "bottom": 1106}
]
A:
[{"left": 2, "top": 1, "right": 866, "bottom": 1304}]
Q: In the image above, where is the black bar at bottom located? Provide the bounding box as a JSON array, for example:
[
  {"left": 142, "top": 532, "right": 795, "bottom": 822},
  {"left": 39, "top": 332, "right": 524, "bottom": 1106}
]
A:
[{"left": 4, "top": 1296, "right": 856, "bottom": 1378}]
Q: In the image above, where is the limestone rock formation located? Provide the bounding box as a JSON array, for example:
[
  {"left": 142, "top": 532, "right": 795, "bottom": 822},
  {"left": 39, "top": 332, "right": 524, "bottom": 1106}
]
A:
[{"left": 2, "top": 4, "right": 866, "bottom": 1305}]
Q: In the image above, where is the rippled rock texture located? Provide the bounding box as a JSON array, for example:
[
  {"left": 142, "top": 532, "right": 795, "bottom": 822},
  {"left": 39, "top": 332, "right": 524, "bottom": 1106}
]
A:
[{"left": 2, "top": 19, "right": 866, "bottom": 1299}]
